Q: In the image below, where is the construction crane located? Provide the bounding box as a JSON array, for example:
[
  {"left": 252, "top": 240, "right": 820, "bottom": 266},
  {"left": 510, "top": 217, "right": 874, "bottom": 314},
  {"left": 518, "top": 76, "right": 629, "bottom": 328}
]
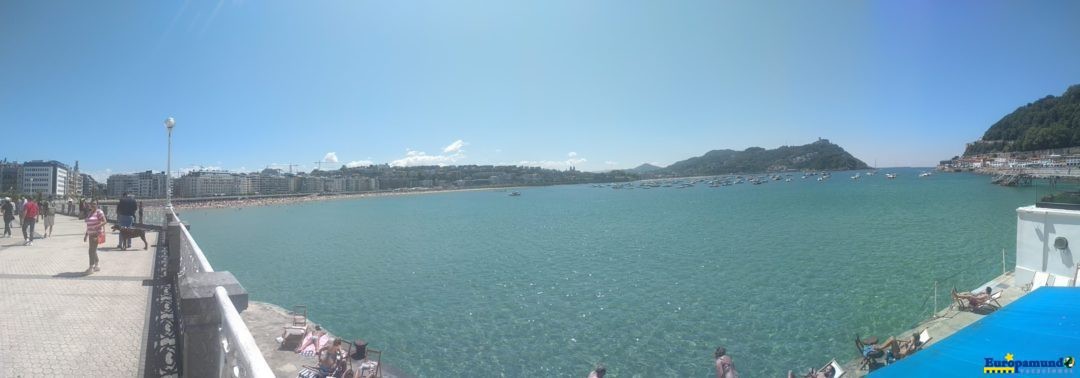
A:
[
  {"left": 312, "top": 161, "right": 323, "bottom": 171},
  {"left": 286, "top": 163, "right": 298, "bottom": 174}
]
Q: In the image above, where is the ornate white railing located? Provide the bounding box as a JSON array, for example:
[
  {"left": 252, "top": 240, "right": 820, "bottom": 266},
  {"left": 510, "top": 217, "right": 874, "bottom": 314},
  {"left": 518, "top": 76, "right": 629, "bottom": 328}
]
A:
[{"left": 168, "top": 209, "right": 274, "bottom": 378}]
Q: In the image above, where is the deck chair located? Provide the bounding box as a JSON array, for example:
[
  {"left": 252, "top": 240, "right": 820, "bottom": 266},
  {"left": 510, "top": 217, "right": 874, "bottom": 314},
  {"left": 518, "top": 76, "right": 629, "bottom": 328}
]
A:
[
  {"left": 917, "top": 329, "right": 932, "bottom": 349},
  {"left": 298, "top": 342, "right": 353, "bottom": 378},
  {"left": 1029, "top": 271, "right": 1051, "bottom": 291},
  {"left": 1051, "top": 274, "right": 1074, "bottom": 287},
  {"left": 281, "top": 305, "right": 309, "bottom": 349},
  {"left": 952, "top": 288, "right": 998, "bottom": 311},
  {"left": 816, "top": 359, "right": 845, "bottom": 378},
  {"left": 354, "top": 348, "right": 382, "bottom": 378},
  {"left": 988, "top": 291, "right": 1003, "bottom": 308},
  {"left": 854, "top": 335, "right": 882, "bottom": 371}
]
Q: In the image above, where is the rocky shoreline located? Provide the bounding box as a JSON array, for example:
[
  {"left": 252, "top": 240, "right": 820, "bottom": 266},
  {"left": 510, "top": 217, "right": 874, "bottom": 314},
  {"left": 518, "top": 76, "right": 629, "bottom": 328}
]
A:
[{"left": 241, "top": 301, "right": 411, "bottom": 378}]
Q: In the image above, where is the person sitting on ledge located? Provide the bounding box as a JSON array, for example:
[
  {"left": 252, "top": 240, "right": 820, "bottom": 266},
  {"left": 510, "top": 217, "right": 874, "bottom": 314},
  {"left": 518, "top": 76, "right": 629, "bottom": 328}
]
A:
[{"left": 318, "top": 338, "right": 346, "bottom": 374}]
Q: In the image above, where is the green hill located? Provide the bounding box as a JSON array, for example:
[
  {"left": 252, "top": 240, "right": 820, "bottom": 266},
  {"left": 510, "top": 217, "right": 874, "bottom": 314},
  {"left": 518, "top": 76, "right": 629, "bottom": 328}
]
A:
[
  {"left": 659, "top": 139, "right": 868, "bottom": 176},
  {"left": 628, "top": 163, "right": 663, "bottom": 174},
  {"left": 965, "top": 84, "right": 1080, "bottom": 155}
]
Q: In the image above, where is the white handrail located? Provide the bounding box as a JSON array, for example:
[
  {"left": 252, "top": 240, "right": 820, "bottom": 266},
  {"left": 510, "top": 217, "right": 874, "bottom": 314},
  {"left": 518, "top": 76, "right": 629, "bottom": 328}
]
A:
[
  {"left": 215, "top": 286, "right": 275, "bottom": 378},
  {"left": 170, "top": 209, "right": 214, "bottom": 272}
]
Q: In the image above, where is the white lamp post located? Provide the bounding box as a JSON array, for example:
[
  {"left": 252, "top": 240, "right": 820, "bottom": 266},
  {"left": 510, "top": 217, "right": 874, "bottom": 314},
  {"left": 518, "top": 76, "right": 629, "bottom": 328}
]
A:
[{"left": 164, "top": 117, "right": 175, "bottom": 211}]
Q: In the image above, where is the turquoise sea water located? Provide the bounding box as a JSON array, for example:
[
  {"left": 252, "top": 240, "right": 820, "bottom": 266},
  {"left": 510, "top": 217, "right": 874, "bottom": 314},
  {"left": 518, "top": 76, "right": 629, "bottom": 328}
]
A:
[{"left": 183, "top": 169, "right": 1033, "bottom": 377}]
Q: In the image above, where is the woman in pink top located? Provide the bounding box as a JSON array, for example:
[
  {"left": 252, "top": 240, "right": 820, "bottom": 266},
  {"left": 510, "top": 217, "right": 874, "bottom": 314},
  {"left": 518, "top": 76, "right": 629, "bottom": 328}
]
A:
[{"left": 83, "top": 202, "right": 106, "bottom": 274}]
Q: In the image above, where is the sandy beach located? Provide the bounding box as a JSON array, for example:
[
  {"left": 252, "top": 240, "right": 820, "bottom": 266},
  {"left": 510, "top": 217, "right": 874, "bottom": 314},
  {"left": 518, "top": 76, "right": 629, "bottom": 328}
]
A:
[{"left": 171, "top": 186, "right": 519, "bottom": 211}]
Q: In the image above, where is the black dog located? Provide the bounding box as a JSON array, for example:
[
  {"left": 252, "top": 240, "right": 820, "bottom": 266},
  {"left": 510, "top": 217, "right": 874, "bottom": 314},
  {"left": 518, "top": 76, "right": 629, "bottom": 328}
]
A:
[{"left": 111, "top": 224, "right": 148, "bottom": 250}]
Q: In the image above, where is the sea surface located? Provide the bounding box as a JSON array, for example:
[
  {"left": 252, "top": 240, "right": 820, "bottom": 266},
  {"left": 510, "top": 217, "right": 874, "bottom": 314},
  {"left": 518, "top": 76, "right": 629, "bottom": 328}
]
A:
[{"left": 182, "top": 168, "right": 1034, "bottom": 377}]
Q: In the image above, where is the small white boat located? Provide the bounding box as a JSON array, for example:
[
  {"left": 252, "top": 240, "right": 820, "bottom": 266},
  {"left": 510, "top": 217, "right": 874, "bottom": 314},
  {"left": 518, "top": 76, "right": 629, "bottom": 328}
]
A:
[
  {"left": 919, "top": 172, "right": 932, "bottom": 178},
  {"left": 509, "top": 192, "right": 521, "bottom": 196},
  {"left": 885, "top": 173, "right": 896, "bottom": 179}
]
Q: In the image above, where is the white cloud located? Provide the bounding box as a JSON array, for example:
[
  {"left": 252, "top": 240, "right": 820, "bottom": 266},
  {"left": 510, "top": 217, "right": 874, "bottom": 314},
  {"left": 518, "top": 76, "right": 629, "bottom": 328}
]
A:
[
  {"left": 391, "top": 149, "right": 461, "bottom": 167},
  {"left": 392, "top": 140, "right": 468, "bottom": 167},
  {"left": 443, "top": 140, "right": 467, "bottom": 154},
  {"left": 323, "top": 152, "right": 339, "bottom": 163},
  {"left": 604, "top": 161, "right": 618, "bottom": 166},
  {"left": 345, "top": 160, "right": 374, "bottom": 168},
  {"left": 568, "top": 152, "right": 578, "bottom": 157}
]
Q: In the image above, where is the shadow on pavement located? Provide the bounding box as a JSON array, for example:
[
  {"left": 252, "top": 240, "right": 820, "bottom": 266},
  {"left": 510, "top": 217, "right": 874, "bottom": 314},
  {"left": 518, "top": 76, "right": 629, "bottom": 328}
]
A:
[{"left": 53, "top": 271, "right": 91, "bottom": 278}]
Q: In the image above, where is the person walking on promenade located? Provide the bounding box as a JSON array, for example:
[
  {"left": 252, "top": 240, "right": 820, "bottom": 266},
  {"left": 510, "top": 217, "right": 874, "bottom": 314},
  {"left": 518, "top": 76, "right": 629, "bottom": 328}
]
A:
[
  {"left": 1, "top": 198, "right": 13, "bottom": 237},
  {"left": 15, "top": 196, "right": 24, "bottom": 227},
  {"left": 117, "top": 192, "right": 137, "bottom": 249},
  {"left": 40, "top": 200, "right": 55, "bottom": 238},
  {"left": 21, "top": 196, "right": 39, "bottom": 246},
  {"left": 83, "top": 202, "right": 106, "bottom": 273},
  {"left": 138, "top": 201, "right": 144, "bottom": 225}
]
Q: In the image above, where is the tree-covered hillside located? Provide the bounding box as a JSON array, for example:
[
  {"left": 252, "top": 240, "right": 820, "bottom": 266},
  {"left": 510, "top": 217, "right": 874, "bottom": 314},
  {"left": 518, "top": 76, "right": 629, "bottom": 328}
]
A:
[
  {"left": 965, "top": 84, "right": 1080, "bottom": 155},
  {"left": 658, "top": 139, "right": 868, "bottom": 176}
]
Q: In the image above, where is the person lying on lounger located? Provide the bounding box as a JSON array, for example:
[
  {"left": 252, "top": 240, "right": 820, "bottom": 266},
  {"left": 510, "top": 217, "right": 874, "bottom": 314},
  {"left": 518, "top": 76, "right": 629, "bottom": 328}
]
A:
[
  {"left": 874, "top": 333, "right": 921, "bottom": 362},
  {"left": 789, "top": 363, "right": 837, "bottom": 378},
  {"left": 955, "top": 286, "right": 994, "bottom": 308},
  {"left": 294, "top": 325, "right": 326, "bottom": 353}
]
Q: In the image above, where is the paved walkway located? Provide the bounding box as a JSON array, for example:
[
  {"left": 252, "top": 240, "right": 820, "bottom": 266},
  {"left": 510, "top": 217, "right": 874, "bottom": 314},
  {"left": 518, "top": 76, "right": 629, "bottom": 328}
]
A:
[{"left": 0, "top": 215, "right": 157, "bottom": 377}]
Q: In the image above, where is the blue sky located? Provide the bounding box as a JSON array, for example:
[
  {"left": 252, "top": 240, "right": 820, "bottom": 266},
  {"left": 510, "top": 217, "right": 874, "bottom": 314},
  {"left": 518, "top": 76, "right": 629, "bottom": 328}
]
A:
[{"left": 2, "top": 1, "right": 1079, "bottom": 179}]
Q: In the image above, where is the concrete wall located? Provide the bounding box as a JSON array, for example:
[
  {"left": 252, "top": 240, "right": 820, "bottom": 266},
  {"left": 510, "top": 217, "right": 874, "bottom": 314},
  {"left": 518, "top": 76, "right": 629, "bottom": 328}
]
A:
[{"left": 1015, "top": 205, "right": 1080, "bottom": 286}]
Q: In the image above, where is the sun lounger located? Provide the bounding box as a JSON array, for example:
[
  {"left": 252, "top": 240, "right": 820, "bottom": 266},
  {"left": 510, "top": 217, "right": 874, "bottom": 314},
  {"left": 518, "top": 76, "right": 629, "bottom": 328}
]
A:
[
  {"left": 281, "top": 305, "right": 309, "bottom": 349},
  {"left": 917, "top": 329, "right": 932, "bottom": 348},
  {"left": 823, "top": 359, "right": 844, "bottom": 378},
  {"left": 1051, "top": 274, "right": 1074, "bottom": 287},
  {"left": 1030, "top": 271, "right": 1051, "bottom": 291},
  {"left": 951, "top": 288, "right": 996, "bottom": 311}
]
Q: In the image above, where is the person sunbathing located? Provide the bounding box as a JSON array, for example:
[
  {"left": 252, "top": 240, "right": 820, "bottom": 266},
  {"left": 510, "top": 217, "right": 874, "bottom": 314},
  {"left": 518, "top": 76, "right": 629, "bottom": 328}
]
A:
[
  {"left": 788, "top": 363, "right": 837, "bottom": 378},
  {"left": 955, "top": 286, "right": 994, "bottom": 308},
  {"left": 295, "top": 325, "right": 328, "bottom": 355},
  {"left": 875, "top": 333, "right": 921, "bottom": 362},
  {"left": 318, "top": 339, "right": 347, "bottom": 373}
]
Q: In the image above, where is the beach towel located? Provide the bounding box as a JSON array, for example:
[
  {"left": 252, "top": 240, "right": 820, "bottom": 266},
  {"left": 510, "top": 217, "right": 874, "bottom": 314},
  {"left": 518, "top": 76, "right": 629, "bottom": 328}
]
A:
[{"left": 299, "top": 333, "right": 330, "bottom": 357}]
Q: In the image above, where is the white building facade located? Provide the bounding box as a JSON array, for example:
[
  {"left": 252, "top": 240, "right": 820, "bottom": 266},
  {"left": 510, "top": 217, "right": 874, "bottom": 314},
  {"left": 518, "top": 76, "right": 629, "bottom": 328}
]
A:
[{"left": 20, "top": 160, "right": 70, "bottom": 198}]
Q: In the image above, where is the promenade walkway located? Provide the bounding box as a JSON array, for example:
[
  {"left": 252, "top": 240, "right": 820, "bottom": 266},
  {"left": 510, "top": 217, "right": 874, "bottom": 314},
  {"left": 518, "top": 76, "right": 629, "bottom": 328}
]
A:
[{"left": 0, "top": 215, "right": 158, "bottom": 377}]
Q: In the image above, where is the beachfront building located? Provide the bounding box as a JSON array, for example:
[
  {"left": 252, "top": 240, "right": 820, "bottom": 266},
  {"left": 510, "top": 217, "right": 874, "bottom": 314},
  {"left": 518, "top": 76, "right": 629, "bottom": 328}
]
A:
[
  {"left": 175, "top": 170, "right": 244, "bottom": 197},
  {"left": 20, "top": 160, "right": 71, "bottom": 198},
  {"left": 300, "top": 176, "right": 325, "bottom": 193},
  {"left": 0, "top": 161, "right": 19, "bottom": 193},
  {"left": 345, "top": 177, "right": 378, "bottom": 192},
  {"left": 325, "top": 177, "right": 346, "bottom": 193},
  {"left": 66, "top": 161, "right": 82, "bottom": 197},
  {"left": 249, "top": 170, "right": 294, "bottom": 195},
  {"left": 80, "top": 173, "right": 101, "bottom": 198},
  {"left": 107, "top": 170, "right": 169, "bottom": 198}
]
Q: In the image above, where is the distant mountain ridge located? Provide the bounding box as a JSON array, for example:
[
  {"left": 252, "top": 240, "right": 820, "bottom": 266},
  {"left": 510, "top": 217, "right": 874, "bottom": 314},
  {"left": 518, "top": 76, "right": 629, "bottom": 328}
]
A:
[
  {"left": 656, "top": 139, "right": 868, "bottom": 176},
  {"left": 628, "top": 163, "right": 662, "bottom": 174},
  {"left": 965, "top": 84, "right": 1080, "bottom": 155}
]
